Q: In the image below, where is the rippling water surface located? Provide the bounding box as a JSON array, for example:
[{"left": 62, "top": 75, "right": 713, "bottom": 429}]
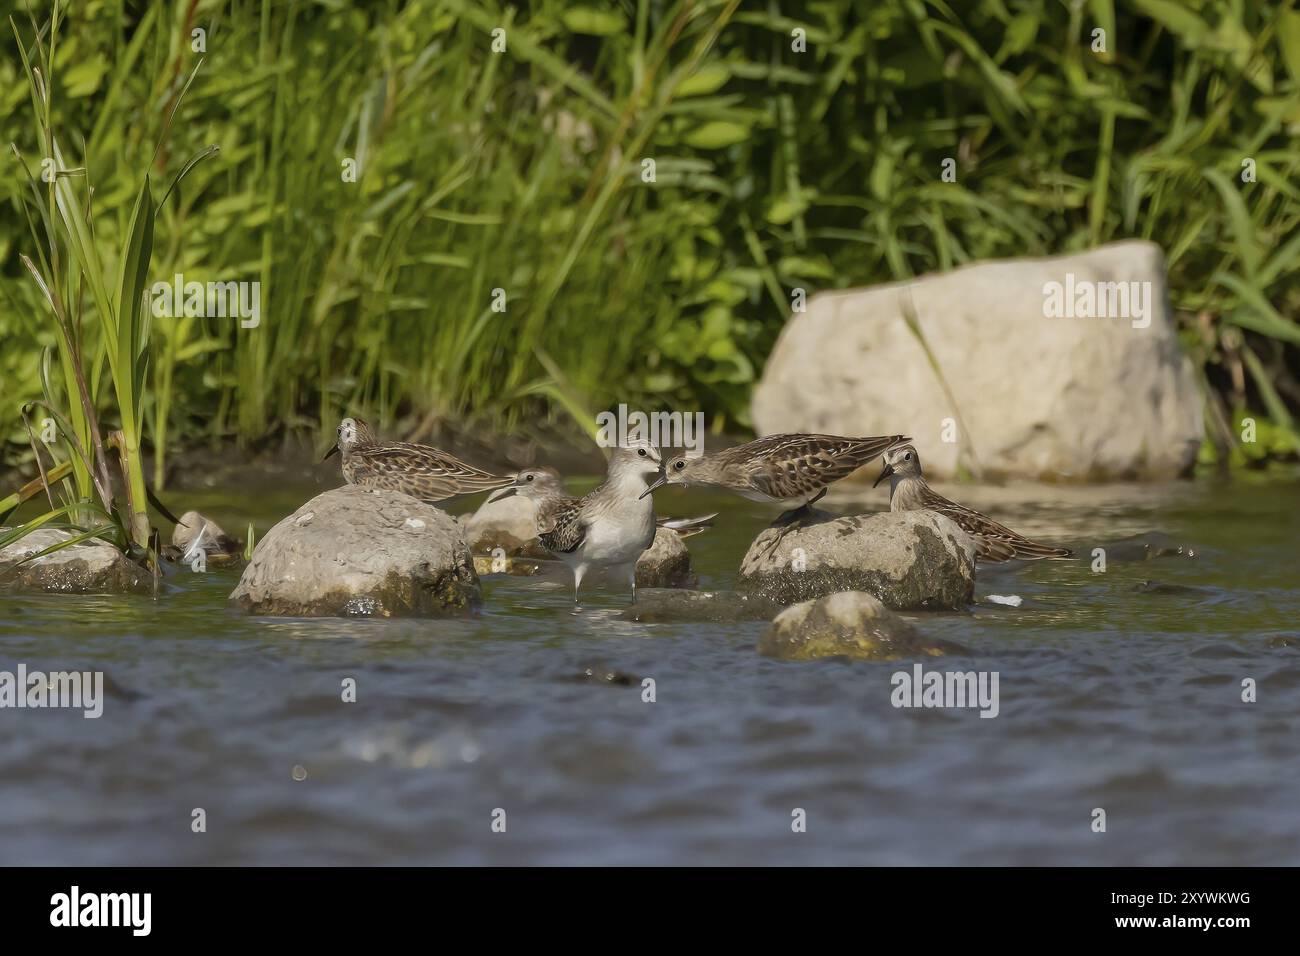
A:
[{"left": 2, "top": 472, "right": 1298, "bottom": 865}]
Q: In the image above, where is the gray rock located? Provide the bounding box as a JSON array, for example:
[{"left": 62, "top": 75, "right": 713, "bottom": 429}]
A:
[
  {"left": 0, "top": 528, "right": 150, "bottom": 594},
  {"left": 758, "top": 591, "right": 960, "bottom": 661},
  {"left": 462, "top": 489, "right": 549, "bottom": 558},
  {"left": 738, "top": 510, "right": 975, "bottom": 610},
  {"left": 620, "top": 588, "right": 784, "bottom": 623},
  {"left": 229, "top": 485, "right": 480, "bottom": 617},
  {"left": 752, "top": 240, "right": 1202, "bottom": 480},
  {"left": 635, "top": 527, "right": 695, "bottom": 588}
]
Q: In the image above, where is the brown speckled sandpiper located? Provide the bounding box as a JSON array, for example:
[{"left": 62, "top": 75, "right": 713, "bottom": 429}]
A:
[
  {"left": 324, "top": 417, "right": 513, "bottom": 503},
  {"left": 875, "top": 442, "right": 1073, "bottom": 562}
]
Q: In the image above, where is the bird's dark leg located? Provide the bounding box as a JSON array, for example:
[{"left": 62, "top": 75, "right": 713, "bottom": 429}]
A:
[{"left": 757, "top": 488, "right": 827, "bottom": 565}]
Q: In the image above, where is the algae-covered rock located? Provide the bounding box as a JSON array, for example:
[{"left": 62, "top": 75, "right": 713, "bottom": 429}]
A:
[
  {"left": 738, "top": 510, "right": 975, "bottom": 610},
  {"left": 758, "top": 591, "right": 960, "bottom": 662},
  {"left": 0, "top": 528, "right": 150, "bottom": 595}
]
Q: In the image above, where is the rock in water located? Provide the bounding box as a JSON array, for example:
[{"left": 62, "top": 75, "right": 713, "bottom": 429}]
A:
[
  {"left": 752, "top": 240, "right": 1202, "bottom": 480},
  {"left": 758, "top": 591, "right": 960, "bottom": 662},
  {"left": 462, "top": 489, "right": 548, "bottom": 558},
  {"left": 620, "top": 588, "right": 784, "bottom": 623},
  {"left": 0, "top": 528, "right": 150, "bottom": 594},
  {"left": 229, "top": 485, "right": 480, "bottom": 617},
  {"left": 738, "top": 510, "right": 975, "bottom": 610},
  {"left": 634, "top": 527, "right": 695, "bottom": 588}
]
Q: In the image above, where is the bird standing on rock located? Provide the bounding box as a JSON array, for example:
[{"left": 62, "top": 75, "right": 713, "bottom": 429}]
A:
[
  {"left": 645, "top": 432, "right": 910, "bottom": 559},
  {"left": 875, "top": 443, "right": 1073, "bottom": 562},
  {"left": 324, "top": 417, "right": 514, "bottom": 503},
  {"left": 645, "top": 432, "right": 911, "bottom": 518}
]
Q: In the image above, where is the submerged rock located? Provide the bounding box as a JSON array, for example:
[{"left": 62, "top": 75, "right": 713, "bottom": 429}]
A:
[
  {"left": 1102, "top": 532, "right": 1198, "bottom": 562},
  {"left": 229, "top": 485, "right": 480, "bottom": 617},
  {"left": 0, "top": 528, "right": 150, "bottom": 594},
  {"left": 620, "top": 588, "right": 784, "bottom": 623},
  {"left": 758, "top": 591, "right": 959, "bottom": 662},
  {"left": 170, "top": 510, "right": 242, "bottom": 566},
  {"left": 1131, "top": 579, "right": 1212, "bottom": 597},
  {"left": 472, "top": 554, "right": 542, "bottom": 576},
  {"left": 634, "top": 527, "right": 695, "bottom": 588},
  {"left": 738, "top": 510, "right": 975, "bottom": 610},
  {"left": 752, "top": 240, "right": 1202, "bottom": 480}
]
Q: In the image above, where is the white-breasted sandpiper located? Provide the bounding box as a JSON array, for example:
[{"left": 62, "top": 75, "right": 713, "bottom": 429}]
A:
[{"left": 499, "top": 445, "right": 665, "bottom": 605}]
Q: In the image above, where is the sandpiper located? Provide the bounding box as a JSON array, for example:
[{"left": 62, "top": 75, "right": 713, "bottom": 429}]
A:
[
  {"left": 498, "top": 445, "right": 664, "bottom": 605},
  {"left": 874, "top": 443, "right": 1073, "bottom": 562},
  {"left": 499, "top": 465, "right": 716, "bottom": 537},
  {"left": 324, "top": 417, "right": 513, "bottom": 503},
  {"left": 645, "top": 432, "right": 909, "bottom": 517}
]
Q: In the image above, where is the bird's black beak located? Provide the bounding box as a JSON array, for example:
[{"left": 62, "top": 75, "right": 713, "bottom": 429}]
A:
[
  {"left": 322, "top": 444, "right": 340, "bottom": 462},
  {"left": 640, "top": 473, "right": 668, "bottom": 500},
  {"left": 873, "top": 463, "right": 895, "bottom": 488}
]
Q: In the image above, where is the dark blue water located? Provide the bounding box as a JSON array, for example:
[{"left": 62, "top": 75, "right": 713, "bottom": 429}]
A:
[{"left": 1, "top": 475, "right": 1297, "bottom": 864}]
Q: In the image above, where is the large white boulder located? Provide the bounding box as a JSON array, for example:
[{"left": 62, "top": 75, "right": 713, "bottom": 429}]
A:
[{"left": 752, "top": 240, "right": 1203, "bottom": 480}]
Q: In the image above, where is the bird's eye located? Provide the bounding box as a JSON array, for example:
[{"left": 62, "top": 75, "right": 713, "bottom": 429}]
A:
[
  {"left": 674, "top": 460, "right": 685, "bottom": 470},
  {"left": 904, "top": 452, "right": 912, "bottom": 460},
  {"left": 526, "top": 474, "right": 534, "bottom": 482},
  {"left": 637, "top": 447, "right": 648, "bottom": 457}
]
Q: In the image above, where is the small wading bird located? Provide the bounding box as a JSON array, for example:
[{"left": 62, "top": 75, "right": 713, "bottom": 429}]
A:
[
  {"left": 644, "top": 432, "right": 911, "bottom": 515},
  {"left": 324, "top": 417, "right": 513, "bottom": 502},
  {"left": 496, "top": 466, "right": 716, "bottom": 538},
  {"left": 644, "top": 432, "right": 909, "bottom": 558},
  {"left": 874, "top": 443, "right": 1073, "bottom": 562},
  {"left": 498, "top": 445, "right": 665, "bottom": 606}
]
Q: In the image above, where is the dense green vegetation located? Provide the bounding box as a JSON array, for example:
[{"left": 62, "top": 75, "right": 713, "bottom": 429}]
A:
[{"left": 3, "top": 0, "right": 1299, "bottom": 496}]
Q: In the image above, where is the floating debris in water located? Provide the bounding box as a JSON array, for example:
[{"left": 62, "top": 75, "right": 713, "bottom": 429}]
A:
[
  {"left": 985, "top": 594, "right": 1023, "bottom": 607},
  {"left": 291, "top": 765, "right": 308, "bottom": 781}
]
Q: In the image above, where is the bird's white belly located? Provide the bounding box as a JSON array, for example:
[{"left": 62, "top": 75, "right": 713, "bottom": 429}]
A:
[{"left": 580, "top": 511, "right": 655, "bottom": 564}]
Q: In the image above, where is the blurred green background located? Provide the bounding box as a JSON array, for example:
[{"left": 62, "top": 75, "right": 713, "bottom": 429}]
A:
[{"left": 3, "top": 0, "right": 1299, "bottom": 489}]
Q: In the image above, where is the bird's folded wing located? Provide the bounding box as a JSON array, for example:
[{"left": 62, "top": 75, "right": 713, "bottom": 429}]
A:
[
  {"left": 745, "top": 434, "right": 908, "bottom": 498},
  {"left": 358, "top": 444, "right": 511, "bottom": 489},
  {"left": 537, "top": 497, "right": 586, "bottom": 553},
  {"left": 920, "top": 486, "right": 1067, "bottom": 560}
]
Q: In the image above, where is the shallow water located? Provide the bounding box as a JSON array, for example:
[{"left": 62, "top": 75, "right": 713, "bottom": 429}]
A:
[{"left": 2, "top": 472, "right": 1298, "bottom": 865}]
